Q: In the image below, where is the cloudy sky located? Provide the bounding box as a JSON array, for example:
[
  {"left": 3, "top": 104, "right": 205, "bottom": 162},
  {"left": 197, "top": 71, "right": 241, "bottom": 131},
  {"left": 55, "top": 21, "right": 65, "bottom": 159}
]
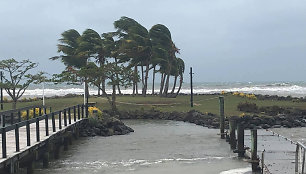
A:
[{"left": 0, "top": 0, "right": 305, "bottom": 82}]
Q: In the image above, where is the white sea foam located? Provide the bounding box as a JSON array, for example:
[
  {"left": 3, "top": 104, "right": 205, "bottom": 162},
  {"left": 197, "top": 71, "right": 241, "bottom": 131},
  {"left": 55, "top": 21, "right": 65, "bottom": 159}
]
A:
[
  {"left": 3, "top": 82, "right": 306, "bottom": 98},
  {"left": 219, "top": 167, "right": 252, "bottom": 174}
]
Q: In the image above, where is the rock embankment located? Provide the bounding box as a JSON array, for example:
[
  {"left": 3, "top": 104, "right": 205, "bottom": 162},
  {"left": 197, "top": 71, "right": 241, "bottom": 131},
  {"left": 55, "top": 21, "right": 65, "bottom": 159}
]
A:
[
  {"left": 79, "top": 115, "right": 134, "bottom": 137},
  {"left": 112, "top": 109, "right": 306, "bottom": 130}
]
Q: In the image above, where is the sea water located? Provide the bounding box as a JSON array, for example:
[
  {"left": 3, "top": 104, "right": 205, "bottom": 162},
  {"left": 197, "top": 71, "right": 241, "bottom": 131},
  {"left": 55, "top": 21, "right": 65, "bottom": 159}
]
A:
[{"left": 6, "top": 81, "right": 306, "bottom": 98}]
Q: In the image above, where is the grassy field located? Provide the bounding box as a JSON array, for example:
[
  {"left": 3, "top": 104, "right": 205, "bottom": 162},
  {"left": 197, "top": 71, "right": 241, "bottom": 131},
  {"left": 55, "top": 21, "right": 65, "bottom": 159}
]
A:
[{"left": 2, "top": 93, "right": 306, "bottom": 116}]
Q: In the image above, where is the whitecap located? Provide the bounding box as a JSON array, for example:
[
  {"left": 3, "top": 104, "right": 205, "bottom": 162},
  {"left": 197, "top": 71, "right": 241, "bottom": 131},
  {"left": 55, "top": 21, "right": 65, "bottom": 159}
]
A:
[{"left": 219, "top": 167, "right": 252, "bottom": 174}]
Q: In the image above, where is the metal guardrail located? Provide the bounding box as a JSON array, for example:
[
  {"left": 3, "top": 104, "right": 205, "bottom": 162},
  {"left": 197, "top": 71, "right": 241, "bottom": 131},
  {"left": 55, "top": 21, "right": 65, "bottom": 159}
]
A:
[{"left": 296, "top": 141, "right": 306, "bottom": 174}]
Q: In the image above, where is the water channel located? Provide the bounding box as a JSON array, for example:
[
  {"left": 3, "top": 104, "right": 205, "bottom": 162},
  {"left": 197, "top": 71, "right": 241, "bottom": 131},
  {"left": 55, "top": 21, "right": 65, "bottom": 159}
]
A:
[{"left": 35, "top": 119, "right": 253, "bottom": 174}]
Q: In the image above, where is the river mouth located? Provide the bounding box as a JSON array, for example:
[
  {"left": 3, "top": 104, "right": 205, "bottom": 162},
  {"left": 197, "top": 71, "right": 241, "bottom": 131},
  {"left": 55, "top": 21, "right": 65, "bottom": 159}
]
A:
[{"left": 35, "top": 119, "right": 251, "bottom": 174}]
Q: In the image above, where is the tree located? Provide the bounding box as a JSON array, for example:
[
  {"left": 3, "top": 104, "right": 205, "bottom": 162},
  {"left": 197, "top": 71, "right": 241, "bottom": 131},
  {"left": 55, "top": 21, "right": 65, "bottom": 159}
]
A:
[
  {"left": 79, "top": 61, "right": 134, "bottom": 114},
  {"left": 149, "top": 24, "right": 180, "bottom": 97},
  {"left": 0, "top": 59, "right": 44, "bottom": 109},
  {"left": 114, "top": 16, "right": 152, "bottom": 96}
]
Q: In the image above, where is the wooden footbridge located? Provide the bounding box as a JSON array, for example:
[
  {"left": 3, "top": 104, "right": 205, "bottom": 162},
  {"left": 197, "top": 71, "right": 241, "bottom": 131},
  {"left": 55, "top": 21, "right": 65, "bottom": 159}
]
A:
[{"left": 0, "top": 104, "right": 89, "bottom": 174}]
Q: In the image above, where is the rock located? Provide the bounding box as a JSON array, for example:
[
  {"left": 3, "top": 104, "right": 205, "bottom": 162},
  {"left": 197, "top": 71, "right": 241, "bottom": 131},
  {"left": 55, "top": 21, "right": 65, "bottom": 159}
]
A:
[
  {"left": 261, "top": 124, "right": 271, "bottom": 129},
  {"left": 281, "top": 120, "right": 293, "bottom": 128},
  {"left": 272, "top": 125, "right": 282, "bottom": 128}
]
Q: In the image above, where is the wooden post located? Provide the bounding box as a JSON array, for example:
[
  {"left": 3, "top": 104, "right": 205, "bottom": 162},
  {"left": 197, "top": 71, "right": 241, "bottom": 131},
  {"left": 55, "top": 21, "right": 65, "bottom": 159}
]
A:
[
  {"left": 0, "top": 71, "right": 3, "bottom": 110},
  {"left": 251, "top": 129, "right": 259, "bottom": 171},
  {"left": 43, "top": 143, "right": 50, "bottom": 168},
  {"left": 219, "top": 96, "right": 225, "bottom": 139},
  {"left": 64, "top": 109, "right": 67, "bottom": 126},
  {"left": 229, "top": 118, "right": 237, "bottom": 150},
  {"left": 15, "top": 124, "right": 19, "bottom": 152},
  {"left": 26, "top": 160, "right": 34, "bottom": 174},
  {"left": 26, "top": 120, "right": 30, "bottom": 146},
  {"left": 18, "top": 111, "right": 21, "bottom": 122},
  {"left": 262, "top": 150, "right": 265, "bottom": 173},
  {"left": 190, "top": 67, "right": 193, "bottom": 107},
  {"left": 36, "top": 117, "right": 40, "bottom": 142},
  {"left": 10, "top": 112, "right": 14, "bottom": 125},
  {"left": 64, "top": 138, "right": 68, "bottom": 151},
  {"left": 52, "top": 113, "right": 56, "bottom": 132},
  {"left": 2, "top": 127, "right": 6, "bottom": 158},
  {"left": 86, "top": 104, "right": 88, "bottom": 118},
  {"left": 39, "top": 107, "right": 42, "bottom": 116},
  {"left": 296, "top": 144, "right": 299, "bottom": 173},
  {"left": 81, "top": 105, "right": 84, "bottom": 118},
  {"left": 45, "top": 114, "right": 49, "bottom": 136},
  {"left": 59, "top": 111, "right": 62, "bottom": 130},
  {"left": 78, "top": 105, "right": 80, "bottom": 120},
  {"left": 237, "top": 122, "right": 245, "bottom": 157},
  {"left": 73, "top": 106, "right": 76, "bottom": 122},
  {"left": 54, "top": 144, "right": 60, "bottom": 159},
  {"left": 33, "top": 107, "right": 36, "bottom": 118},
  {"left": 2, "top": 114, "right": 5, "bottom": 127},
  {"left": 68, "top": 108, "right": 71, "bottom": 124}
]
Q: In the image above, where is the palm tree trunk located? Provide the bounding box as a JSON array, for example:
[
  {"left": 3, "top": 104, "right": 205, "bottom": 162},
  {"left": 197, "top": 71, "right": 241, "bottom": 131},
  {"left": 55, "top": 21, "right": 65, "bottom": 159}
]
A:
[
  {"left": 152, "top": 66, "right": 156, "bottom": 95},
  {"left": 114, "top": 58, "right": 122, "bottom": 95},
  {"left": 142, "top": 62, "right": 150, "bottom": 97},
  {"left": 98, "top": 84, "right": 101, "bottom": 96},
  {"left": 175, "top": 75, "right": 183, "bottom": 97},
  {"left": 163, "top": 73, "right": 170, "bottom": 96},
  {"left": 141, "top": 64, "right": 144, "bottom": 94},
  {"left": 159, "top": 73, "right": 165, "bottom": 96},
  {"left": 135, "top": 66, "right": 139, "bottom": 95},
  {"left": 171, "top": 75, "right": 178, "bottom": 94},
  {"left": 111, "top": 84, "right": 117, "bottom": 114},
  {"left": 133, "top": 82, "right": 135, "bottom": 96},
  {"left": 99, "top": 58, "right": 106, "bottom": 96}
]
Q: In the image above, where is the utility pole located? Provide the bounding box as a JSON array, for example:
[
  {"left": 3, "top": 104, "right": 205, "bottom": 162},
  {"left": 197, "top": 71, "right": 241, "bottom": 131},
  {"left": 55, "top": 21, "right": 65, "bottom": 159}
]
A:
[
  {"left": 190, "top": 67, "right": 194, "bottom": 107},
  {"left": 1, "top": 71, "right": 3, "bottom": 110}
]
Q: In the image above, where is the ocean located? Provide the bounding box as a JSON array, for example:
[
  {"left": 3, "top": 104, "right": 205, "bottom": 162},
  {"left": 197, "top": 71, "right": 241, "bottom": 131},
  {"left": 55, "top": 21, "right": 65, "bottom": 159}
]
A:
[{"left": 7, "top": 81, "right": 306, "bottom": 98}]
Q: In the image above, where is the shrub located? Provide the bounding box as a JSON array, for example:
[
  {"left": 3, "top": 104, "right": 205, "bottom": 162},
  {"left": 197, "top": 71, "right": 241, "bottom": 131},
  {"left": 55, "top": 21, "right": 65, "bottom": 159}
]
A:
[
  {"left": 88, "top": 106, "right": 103, "bottom": 120},
  {"left": 237, "top": 102, "right": 258, "bottom": 113},
  {"left": 21, "top": 108, "right": 45, "bottom": 120}
]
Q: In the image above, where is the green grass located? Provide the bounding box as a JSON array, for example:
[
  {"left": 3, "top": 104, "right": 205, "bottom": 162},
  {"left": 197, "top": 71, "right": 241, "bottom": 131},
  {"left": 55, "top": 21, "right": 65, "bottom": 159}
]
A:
[{"left": 2, "top": 94, "right": 306, "bottom": 116}]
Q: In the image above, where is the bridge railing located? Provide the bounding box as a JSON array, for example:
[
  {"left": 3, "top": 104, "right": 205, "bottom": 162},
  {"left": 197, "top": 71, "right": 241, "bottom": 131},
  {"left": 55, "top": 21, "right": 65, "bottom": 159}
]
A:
[
  {"left": 295, "top": 141, "right": 306, "bottom": 174},
  {"left": 0, "top": 104, "right": 88, "bottom": 158},
  {"left": 0, "top": 105, "right": 47, "bottom": 127}
]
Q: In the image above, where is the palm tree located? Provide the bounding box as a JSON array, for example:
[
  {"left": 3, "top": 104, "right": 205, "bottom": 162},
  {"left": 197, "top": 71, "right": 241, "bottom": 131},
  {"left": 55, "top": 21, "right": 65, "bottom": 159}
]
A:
[
  {"left": 77, "top": 29, "right": 103, "bottom": 98},
  {"left": 149, "top": 24, "right": 179, "bottom": 97},
  {"left": 175, "top": 58, "right": 185, "bottom": 97},
  {"left": 114, "top": 16, "right": 152, "bottom": 96},
  {"left": 51, "top": 29, "right": 85, "bottom": 68}
]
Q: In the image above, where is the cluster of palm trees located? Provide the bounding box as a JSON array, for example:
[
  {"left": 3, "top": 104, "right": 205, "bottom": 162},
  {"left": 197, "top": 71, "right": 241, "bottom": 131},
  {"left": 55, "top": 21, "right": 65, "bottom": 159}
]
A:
[{"left": 52, "top": 16, "right": 185, "bottom": 98}]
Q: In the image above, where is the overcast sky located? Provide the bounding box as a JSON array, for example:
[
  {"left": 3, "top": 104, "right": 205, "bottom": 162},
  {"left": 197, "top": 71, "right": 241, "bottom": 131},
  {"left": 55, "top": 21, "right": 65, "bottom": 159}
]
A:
[{"left": 0, "top": 0, "right": 306, "bottom": 82}]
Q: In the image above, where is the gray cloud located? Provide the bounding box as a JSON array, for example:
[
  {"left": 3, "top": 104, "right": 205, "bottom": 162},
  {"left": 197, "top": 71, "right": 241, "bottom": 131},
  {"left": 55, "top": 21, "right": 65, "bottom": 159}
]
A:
[{"left": 0, "top": 0, "right": 305, "bottom": 82}]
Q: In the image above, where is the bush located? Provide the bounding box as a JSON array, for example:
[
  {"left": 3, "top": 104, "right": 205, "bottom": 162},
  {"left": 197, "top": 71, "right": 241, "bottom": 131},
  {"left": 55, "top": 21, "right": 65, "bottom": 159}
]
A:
[
  {"left": 88, "top": 106, "right": 103, "bottom": 120},
  {"left": 21, "top": 108, "right": 46, "bottom": 120},
  {"left": 237, "top": 102, "right": 258, "bottom": 113}
]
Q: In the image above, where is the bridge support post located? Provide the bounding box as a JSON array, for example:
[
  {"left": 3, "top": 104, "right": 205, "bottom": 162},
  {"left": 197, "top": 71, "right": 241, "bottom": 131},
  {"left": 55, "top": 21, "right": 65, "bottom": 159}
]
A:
[
  {"left": 54, "top": 144, "right": 60, "bottom": 160},
  {"left": 219, "top": 96, "right": 225, "bottom": 139},
  {"left": 229, "top": 117, "right": 237, "bottom": 150},
  {"left": 42, "top": 152, "right": 49, "bottom": 168},
  {"left": 26, "top": 160, "right": 34, "bottom": 174},
  {"left": 251, "top": 129, "right": 260, "bottom": 171},
  {"left": 237, "top": 122, "right": 245, "bottom": 157},
  {"left": 64, "top": 138, "right": 69, "bottom": 151}
]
